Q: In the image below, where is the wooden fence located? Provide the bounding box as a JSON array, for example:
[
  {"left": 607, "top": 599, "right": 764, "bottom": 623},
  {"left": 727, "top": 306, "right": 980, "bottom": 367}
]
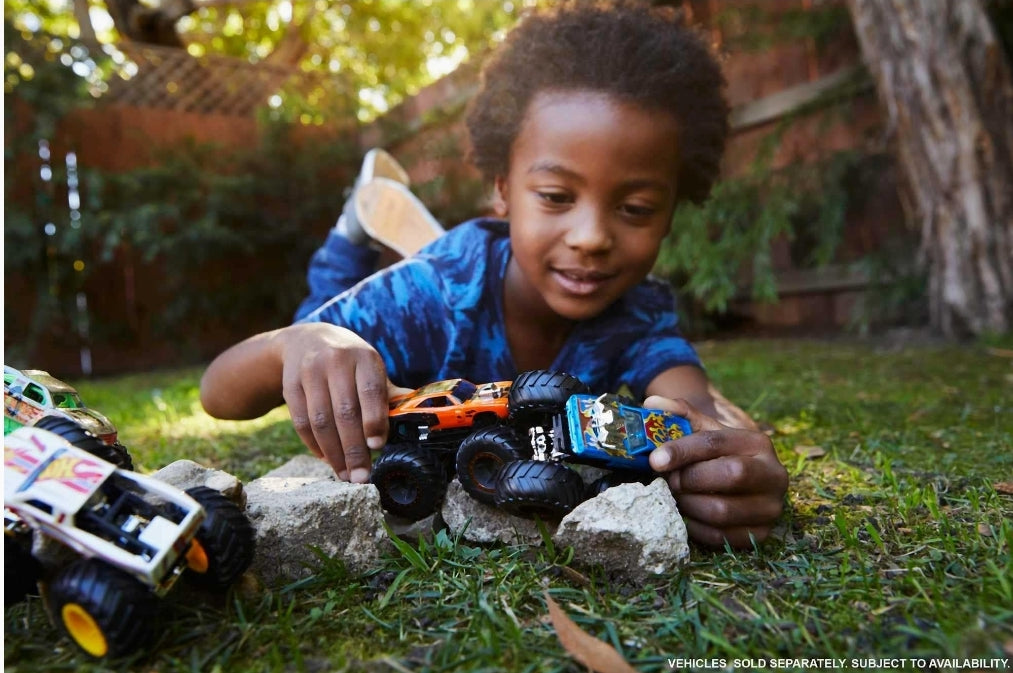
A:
[{"left": 5, "top": 1, "right": 907, "bottom": 376}]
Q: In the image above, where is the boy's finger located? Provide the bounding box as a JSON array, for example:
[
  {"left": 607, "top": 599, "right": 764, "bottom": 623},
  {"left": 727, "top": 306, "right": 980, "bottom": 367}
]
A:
[
  {"left": 282, "top": 379, "right": 327, "bottom": 460},
  {"left": 388, "top": 382, "right": 414, "bottom": 398},
  {"left": 675, "top": 492, "right": 784, "bottom": 527},
  {"left": 643, "top": 396, "right": 725, "bottom": 433},
  {"left": 673, "top": 454, "right": 781, "bottom": 495},
  {"left": 649, "top": 428, "right": 769, "bottom": 472},
  {"left": 328, "top": 375, "right": 370, "bottom": 484},
  {"left": 302, "top": 378, "right": 349, "bottom": 479},
  {"left": 356, "top": 364, "right": 391, "bottom": 450}
]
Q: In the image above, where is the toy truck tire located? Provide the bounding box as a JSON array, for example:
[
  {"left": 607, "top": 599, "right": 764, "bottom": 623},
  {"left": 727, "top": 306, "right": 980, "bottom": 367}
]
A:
[
  {"left": 32, "top": 415, "right": 133, "bottom": 471},
  {"left": 184, "top": 487, "right": 256, "bottom": 588},
  {"left": 48, "top": 558, "right": 158, "bottom": 659},
  {"left": 508, "top": 370, "right": 590, "bottom": 424},
  {"left": 585, "top": 471, "right": 655, "bottom": 499},
  {"left": 5, "top": 533, "right": 42, "bottom": 606},
  {"left": 455, "top": 426, "right": 528, "bottom": 505},
  {"left": 494, "top": 460, "right": 586, "bottom": 519},
  {"left": 371, "top": 444, "right": 446, "bottom": 521}
]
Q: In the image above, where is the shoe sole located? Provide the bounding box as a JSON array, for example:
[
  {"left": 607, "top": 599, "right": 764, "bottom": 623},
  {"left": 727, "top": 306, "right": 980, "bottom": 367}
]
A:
[
  {"left": 354, "top": 179, "right": 444, "bottom": 258},
  {"left": 363, "top": 148, "right": 411, "bottom": 186}
]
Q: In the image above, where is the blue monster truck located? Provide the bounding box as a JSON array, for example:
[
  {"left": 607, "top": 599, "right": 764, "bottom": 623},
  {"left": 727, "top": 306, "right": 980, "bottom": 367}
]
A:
[{"left": 491, "top": 370, "right": 693, "bottom": 520}]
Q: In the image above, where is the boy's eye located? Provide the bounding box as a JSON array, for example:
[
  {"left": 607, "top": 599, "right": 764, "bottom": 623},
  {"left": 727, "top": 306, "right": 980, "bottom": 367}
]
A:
[
  {"left": 536, "top": 191, "right": 573, "bottom": 206},
  {"left": 618, "top": 203, "right": 657, "bottom": 218}
]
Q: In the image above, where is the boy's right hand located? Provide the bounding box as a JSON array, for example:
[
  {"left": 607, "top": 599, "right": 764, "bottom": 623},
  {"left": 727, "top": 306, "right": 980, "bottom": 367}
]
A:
[{"left": 278, "top": 323, "right": 409, "bottom": 483}]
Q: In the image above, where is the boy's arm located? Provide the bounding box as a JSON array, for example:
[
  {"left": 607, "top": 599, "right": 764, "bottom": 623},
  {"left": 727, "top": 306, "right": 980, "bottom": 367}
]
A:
[
  {"left": 645, "top": 365, "right": 757, "bottom": 430},
  {"left": 645, "top": 365, "right": 789, "bottom": 549},
  {"left": 201, "top": 323, "right": 404, "bottom": 483},
  {"left": 200, "top": 328, "right": 287, "bottom": 419},
  {"left": 294, "top": 231, "right": 380, "bottom": 321}
]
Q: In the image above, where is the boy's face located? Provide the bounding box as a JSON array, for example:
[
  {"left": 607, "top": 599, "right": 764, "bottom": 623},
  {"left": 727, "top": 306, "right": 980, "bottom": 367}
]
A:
[{"left": 497, "top": 90, "right": 681, "bottom": 323}]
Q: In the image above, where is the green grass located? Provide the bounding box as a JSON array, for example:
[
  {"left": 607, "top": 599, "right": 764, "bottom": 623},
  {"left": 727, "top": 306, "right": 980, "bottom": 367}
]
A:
[{"left": 5, "top": 339, "right": 1012, "bottom": 672}]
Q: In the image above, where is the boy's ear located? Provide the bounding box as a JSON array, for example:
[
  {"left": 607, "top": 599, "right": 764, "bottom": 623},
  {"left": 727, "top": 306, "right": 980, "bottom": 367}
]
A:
[{"left": 492, "top": 177, "right": 509, "bottom": 217}]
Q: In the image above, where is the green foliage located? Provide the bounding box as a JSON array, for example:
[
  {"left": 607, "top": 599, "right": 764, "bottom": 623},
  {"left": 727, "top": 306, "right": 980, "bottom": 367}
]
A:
[
  {"left": 118, "top": 131, "right": 347, "bottom": 326},
  {"left": 3, "top": 19, "right": 110, "bottom": 136},
  {"left": 5, "top": 339, "right": 1011, "bottom": 670},
  {"left": 5, "top": 0, "right": 548, "bottom": 121},
  {"left": 656, "top": 150, "right": 863, "bottom": 315},
  {"left": 851, "top": 237, "right": 928, "bottom": 335},
  {"left": 714, "top": 1, "right": 855, "bottom": 53},
  {"left": 653, "top": 60, "right": 901, "bottom": 335},
  {"left": 5, "top": 120, "right": 359, "bottom": 356}
]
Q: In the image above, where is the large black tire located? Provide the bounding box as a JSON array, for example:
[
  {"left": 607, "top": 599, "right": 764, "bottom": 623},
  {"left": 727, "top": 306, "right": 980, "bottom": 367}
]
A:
[
  {"left": 508, "top": 370, "right": 590, "bottom": 425},
  {"left": 585, "top": 470, "right": 654, "bottom": 499},
  {"left": 184, "top": 487, "right": 256, "bottom": 588},
  {"left": 33, "top": 415, "right": 134, "bottom": 471},
  {"left": 371, "top": 444, "right": 447, "bottom": 521},
  {"left": 494, "top": 460, "right": 586, "bottom": 520},
  {"left": 47, "top": 558, "right": 157, "bottom": 659},
  {"left": 5, "top": 533, "right": 42, "bottom": 606},
  {"left": 456, "top": 426, "right": 528, "bottom": 505}
]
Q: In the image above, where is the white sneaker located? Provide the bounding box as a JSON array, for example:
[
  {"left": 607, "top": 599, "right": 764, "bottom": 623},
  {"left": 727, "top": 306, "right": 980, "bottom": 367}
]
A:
[
  {"left": 353, "top": 179, "right": 444, "bottom": 258},
  {"left": 337, "top": 149, "right": 416, "bottom": 247},
  {"left": 362, "top": 148, "right": 410, "bottom": 186}
]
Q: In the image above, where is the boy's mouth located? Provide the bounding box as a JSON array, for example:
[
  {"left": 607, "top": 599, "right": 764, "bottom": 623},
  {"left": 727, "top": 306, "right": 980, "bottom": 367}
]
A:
[{"left": 551, "top": 267, "right": 616, "bottom": 296}]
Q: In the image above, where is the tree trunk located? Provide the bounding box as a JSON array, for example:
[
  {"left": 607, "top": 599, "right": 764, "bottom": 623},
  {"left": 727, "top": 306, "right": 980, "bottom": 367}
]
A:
[
  {"left": 847, "top": 0, "right": 1013, "bottom": 336},
  {"left": 105, "top": 0, "right": 194, "bottom": 47},
  {"left": 73, "top": 0, "right": 97, "bottom": 42}
]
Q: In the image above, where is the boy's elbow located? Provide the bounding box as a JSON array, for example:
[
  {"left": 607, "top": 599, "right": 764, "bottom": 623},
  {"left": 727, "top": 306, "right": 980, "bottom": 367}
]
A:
[
  {"left": 199, "top": 364, "right": 250, "bottom": 420},
  {"left": 199, "top": 362, "right": 280, "bottom": 420},
  {"left": 199, "top": 369, "right": 228, "bottom": 419}
]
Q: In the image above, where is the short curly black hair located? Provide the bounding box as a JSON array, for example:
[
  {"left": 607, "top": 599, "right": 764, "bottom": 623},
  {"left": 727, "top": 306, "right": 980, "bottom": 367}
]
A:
[{"left": 466, "top": 0, "right": 729, "bottom": 205}]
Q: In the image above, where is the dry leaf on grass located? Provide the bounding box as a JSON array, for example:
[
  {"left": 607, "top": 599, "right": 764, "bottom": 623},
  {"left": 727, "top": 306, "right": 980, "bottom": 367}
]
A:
[
  {"left": 545, "top": 592, "right": 638, "bottom": 673},
  {"left": 977, "top": 523, "right": 994, "bottom": 537},
  {"left": 555, "top": 564, "right": 592, "bottom": 587},
  {"left": 993, "top": 481, "right": 1013, "bottom": 495},
  {"left": 793, "top": 445, "right": 826, "bottom": 459}
]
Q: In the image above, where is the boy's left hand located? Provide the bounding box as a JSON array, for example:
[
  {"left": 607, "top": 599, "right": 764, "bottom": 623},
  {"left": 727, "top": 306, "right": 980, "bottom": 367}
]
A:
[{"left": 645, "top": 396, "right": 788, "bottom": 549}]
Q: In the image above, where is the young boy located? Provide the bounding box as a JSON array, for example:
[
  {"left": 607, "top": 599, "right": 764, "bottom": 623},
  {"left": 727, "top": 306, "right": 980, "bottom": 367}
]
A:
[{"left": 201, "top": 1, "right": 788, "bottom": 549}]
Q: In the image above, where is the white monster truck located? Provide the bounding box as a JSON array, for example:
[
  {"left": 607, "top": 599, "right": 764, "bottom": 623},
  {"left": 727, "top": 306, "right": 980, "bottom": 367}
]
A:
[{"left": 4, "top": 423, "right": 255, "bottom": 659}]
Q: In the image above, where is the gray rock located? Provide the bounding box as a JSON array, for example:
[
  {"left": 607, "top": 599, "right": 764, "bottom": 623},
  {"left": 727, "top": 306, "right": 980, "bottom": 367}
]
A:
[
  {"left": 553, "top": 478, "right": 689, "bottom": 581},
  {"left": 262, "top": 454, "right": 335, "bottom": 480},
  {"left": 385, "top": 512, "right": 439, "bottom": 543},
  {"left": 152, "top": 459, "right": 246, "bottom": 508},
  {"left": 440, "top": 479, "right": 550, "bottom": 545},
  {"left": 244, "top": 469, "right": 390, "bottom": 585},
  {"left": 262, "top": 455, "right": 439, "bottom": 541}
]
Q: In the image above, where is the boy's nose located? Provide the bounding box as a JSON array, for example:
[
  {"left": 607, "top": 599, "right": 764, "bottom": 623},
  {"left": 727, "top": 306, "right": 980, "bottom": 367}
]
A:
[{"left": 563, "top": 209, "right": 613, "bottom": 253}]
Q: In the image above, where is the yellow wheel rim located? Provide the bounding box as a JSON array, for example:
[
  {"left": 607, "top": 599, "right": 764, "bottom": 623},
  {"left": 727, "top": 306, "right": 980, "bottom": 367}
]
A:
[
  {"left": 62, "top": 603, "right": 108, "bottom": 658},
  {"left": 186, "top": 539, "right": 209, "bottom": 574}
]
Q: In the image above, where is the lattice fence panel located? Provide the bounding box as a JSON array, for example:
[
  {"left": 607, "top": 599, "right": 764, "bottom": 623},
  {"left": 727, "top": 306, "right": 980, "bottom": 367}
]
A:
[{"left": 103, "top": 42, "right": 355, "bottom": 118}]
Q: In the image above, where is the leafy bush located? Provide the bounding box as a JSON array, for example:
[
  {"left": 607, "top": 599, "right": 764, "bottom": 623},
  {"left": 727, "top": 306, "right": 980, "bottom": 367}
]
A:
[{"left": 655, "top": 151, "right": 868, "bottom": 333}]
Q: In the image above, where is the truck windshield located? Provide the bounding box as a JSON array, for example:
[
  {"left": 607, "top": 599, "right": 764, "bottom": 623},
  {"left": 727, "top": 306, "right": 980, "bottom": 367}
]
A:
[
  {"left": 51, "top": 392, "right": 84, "bottom": 409},
  {"left": 451, "top": 380, "right": 477, "bottom": 401}
]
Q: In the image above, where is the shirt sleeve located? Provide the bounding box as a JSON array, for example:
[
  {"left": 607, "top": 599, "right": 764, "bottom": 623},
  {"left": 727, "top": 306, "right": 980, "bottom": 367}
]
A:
[
  {"left": 612, "top": 279, "right": 702, "bottom": 399},
  {"left": 294, "top": 230, "right": 380, "bottom": 322},
  {"left": 296, "top": 257, "right": 451, "bottom": 388}
]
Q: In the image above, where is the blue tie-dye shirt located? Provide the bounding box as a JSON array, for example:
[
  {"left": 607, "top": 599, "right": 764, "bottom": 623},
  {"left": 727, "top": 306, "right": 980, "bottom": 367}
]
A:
[{"left": 298, "top": 218, "right": 700, "bottom": 399}]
